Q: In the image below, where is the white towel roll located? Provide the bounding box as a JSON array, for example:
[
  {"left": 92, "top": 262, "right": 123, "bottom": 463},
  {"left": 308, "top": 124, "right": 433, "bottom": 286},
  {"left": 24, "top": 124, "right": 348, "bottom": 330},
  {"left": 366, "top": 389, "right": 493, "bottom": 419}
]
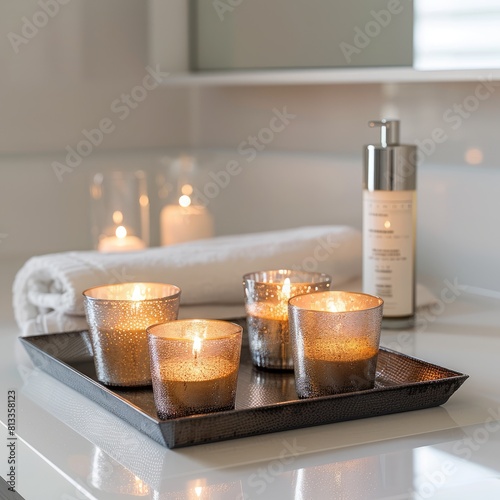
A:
[{"left": 13, "top": 226, "right": 362, "bottom": 336}]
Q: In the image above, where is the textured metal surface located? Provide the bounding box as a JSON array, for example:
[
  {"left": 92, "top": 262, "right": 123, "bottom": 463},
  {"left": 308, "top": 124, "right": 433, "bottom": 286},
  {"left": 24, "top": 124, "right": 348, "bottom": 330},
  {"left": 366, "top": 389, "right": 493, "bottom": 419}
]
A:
[{"left": 20, "top": 330, "right": 468, "bottom": 449}]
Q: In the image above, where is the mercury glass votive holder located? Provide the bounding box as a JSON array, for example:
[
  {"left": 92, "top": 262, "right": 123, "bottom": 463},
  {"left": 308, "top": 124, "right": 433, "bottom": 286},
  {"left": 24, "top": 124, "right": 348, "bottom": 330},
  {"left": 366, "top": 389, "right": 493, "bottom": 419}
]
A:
[
  {"left": 288, "top": 291, "right": 384, "bottom": 398},
  {"left": 83, "top": 282, "right": 181, "bottom": 387},
  {"left": 147, "top": 319, "right": 242, "bottom": 419},
  {"left": 243, "top": 270, "right": 331, "bottom": 371}
]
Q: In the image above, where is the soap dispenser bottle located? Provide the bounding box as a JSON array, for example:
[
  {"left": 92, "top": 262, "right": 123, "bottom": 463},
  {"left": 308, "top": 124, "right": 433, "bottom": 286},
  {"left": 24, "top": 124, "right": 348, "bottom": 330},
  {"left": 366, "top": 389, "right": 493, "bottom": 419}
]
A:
[{"left": 363, "top": 119, "right": 417, "bottom": 329}]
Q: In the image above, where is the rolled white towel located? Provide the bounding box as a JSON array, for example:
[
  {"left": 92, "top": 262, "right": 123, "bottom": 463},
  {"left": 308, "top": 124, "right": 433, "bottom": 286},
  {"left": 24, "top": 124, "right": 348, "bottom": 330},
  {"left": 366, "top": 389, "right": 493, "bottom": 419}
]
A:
[{"left": 13, "top": 225, "right": 362, "bottom": 336}]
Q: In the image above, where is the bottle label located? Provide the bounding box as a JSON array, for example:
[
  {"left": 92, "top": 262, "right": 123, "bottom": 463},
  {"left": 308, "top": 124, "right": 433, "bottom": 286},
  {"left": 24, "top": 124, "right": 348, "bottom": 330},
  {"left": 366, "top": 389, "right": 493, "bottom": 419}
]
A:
[{"left": 363, "top": 190, "right": 416, "bottom": 317}]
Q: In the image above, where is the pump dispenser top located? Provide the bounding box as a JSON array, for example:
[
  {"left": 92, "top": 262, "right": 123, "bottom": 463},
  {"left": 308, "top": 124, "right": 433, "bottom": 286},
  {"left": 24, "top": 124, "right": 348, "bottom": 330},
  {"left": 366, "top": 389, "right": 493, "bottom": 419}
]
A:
[{"left": 364, "top": 119, "right": 416, "bottom": 192}]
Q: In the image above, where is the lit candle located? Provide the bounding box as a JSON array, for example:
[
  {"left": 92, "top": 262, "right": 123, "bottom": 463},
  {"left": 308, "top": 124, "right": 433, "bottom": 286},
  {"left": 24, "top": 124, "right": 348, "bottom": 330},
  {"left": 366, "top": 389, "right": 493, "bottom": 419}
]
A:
[
  {"left": 98, "top": 225, "right": 146, "bottom": 253},
  {"left": 160, "top": 194, "right": 214, "bottom": 246},
  {"left": 245, "top": 277, "right": 291, "bottom": 370},
  {"left": 288, "top": 291, "right": 384, "bottom": 398},
  {"left": 148, "top": 319, "right": 242, "bottom": 419},
  {"left": 83, "top": 282, "right": 181, "bottom": 386},
  {"left": 157, "top": 356, "right": 238, "bottom": 417},
  {"left": 243, "top": 271, "right": 331, "bottom": 370}
]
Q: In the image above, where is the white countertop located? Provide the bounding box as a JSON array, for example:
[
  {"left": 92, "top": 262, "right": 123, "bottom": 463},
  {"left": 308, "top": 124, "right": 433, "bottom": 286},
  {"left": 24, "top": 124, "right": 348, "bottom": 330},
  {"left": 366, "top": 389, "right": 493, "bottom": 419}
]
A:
[{"left": 2, "top": 273, "right": 500, "bottom": 499}]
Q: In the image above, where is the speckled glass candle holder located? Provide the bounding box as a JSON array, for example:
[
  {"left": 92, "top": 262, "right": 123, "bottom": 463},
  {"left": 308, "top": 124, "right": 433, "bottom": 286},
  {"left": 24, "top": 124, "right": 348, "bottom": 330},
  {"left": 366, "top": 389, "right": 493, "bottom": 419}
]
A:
[
  {"left": 243, "top": 270, "right": 331, "bottom": 371},
  {"left": 289, "top": 291, "right": 383, "bottom": 398},
  {"left": 147, "top": 319, "right": 242, "bottom": 419},
  {"left": 83, "top": 282, "right": 181, "bottom": 387}
]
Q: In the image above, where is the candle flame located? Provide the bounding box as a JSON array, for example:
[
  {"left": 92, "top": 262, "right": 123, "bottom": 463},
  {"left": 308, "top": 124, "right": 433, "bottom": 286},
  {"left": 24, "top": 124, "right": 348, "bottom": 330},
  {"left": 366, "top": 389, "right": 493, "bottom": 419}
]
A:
[
  {"left": 326, "top": 298, "right": 348, "bottom": 312},
  {"left": 115, "top": 225, "right": 127, "bottom": 239},
  {"left": 179, "top": 194, "right": 192, "bottom": 207},
  {"left": 192, "top": 335, "right": 202, "bottom": 359},
  {"left": 282, "top": 277, "right": 291, "bottom": 299},
  {"left": 327, "top": 299, "right": 338, "bottom": 312},
  {"left": 194, "top": 486, "right": 203, "bottom": 497},
  {"left": 131, "top": 284, "right": 143, "bottom": 301}
]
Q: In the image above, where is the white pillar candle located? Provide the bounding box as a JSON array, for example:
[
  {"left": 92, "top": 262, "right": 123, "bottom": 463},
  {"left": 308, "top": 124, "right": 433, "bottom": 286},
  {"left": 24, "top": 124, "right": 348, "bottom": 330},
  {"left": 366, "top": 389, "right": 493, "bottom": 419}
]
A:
[
  {"left": 160, "top": 196, "right": 214, "bottom": 246},
  {"left": 98, "top": 225, "right": 146, "bottom": 253}
]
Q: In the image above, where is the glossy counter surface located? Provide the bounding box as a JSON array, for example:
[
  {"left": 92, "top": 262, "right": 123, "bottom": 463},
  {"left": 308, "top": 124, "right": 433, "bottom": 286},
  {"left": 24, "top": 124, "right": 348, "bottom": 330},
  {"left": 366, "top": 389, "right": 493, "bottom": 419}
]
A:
[{"left": 1, "top": 284, "right": 500, "bottom": 499}]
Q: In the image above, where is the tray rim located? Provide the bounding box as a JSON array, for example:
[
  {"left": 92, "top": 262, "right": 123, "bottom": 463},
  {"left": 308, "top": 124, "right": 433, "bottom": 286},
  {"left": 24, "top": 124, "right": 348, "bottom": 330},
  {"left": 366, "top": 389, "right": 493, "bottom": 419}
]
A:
[{"left": 19, "top": 331, "right": 469, "bottom": 447}]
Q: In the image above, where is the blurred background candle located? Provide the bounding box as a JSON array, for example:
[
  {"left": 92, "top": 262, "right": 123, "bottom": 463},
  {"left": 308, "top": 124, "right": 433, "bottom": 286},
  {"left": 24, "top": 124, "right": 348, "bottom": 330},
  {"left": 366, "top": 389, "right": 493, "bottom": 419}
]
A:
[
  {"left": 83, "top": 282, "right": 180, "bottom": 386},
  {"left": 243, "top": 270, "right": 331, "bottom": 371},
  {"left": 97, "top": 223, "right": 146, "bottom": 252},
  {"left": 288, "top": 291, "right": 383, "bottom": 397},
  {"left": 90, "top": 170, "right": 149, "bottom": 252},
  {"left": 148, "top": 319, "right": 242, "bottom": 419},
  {"left": 160, "top": 194, "right": 214, "bottom": 246},
  {"left": 159, "top": 155, "right": 214, "bottom": 246}
]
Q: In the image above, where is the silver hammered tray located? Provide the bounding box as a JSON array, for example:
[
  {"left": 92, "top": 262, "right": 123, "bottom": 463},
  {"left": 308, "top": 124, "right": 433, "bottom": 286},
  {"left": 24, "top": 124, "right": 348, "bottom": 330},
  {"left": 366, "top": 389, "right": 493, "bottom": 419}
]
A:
[{"left": 19, "top": 330, "right": 468, "bottom": 449}]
